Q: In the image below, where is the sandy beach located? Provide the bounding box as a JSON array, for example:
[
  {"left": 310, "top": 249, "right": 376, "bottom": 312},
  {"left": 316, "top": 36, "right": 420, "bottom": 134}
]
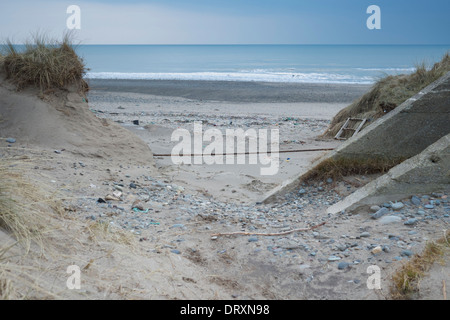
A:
[
  {"left": 86, "top": 80, "right": 370, "bottom": 204},
  {"left": 1, "top": 0, "right": 449, "bottom": 304},
  {"left": 1, "top": 75, "right": 448, "bottom": 301}
]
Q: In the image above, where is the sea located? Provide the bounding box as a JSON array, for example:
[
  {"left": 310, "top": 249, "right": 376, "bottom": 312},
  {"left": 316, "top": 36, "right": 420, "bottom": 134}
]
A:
[{"left": 77, "top": 45, "right": 450, "bottom": 85}]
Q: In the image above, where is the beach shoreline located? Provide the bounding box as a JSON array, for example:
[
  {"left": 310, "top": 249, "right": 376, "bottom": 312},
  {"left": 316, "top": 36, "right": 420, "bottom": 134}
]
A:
[{"left": 86, "top": 79, "right": 372, "bottom": 103}]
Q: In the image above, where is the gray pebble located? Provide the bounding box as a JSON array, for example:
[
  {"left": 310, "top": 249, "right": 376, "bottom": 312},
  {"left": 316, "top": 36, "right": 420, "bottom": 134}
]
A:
[
  {"left": 379, "top": 215, "right": 402, "bottom": 224},
  {"left": 391, "top": 202, "right": 404, "bottom": 211},
  {"left": 404, "top": 218, "right": 418, "bottom": 226},
  {"left": 338, "top": 262, "right": 350, "bottom": 270},
  {"left": 328, "top": 255, "right": 341, "bottom": 261},
  {"left": 401, "top": 250, "right": 414, "bottom": 257},
  {"left": 6, "top": 138, "right": 16, "bottom": 144},
  {"left": 411, "top": 196, "right": 421, "bottom": 206},
  {"left": 371, "top": 207, "right": 389, "bottom": 219}
]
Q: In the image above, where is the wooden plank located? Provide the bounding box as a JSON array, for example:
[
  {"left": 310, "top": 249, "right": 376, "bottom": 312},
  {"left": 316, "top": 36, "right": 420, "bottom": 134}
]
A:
[{"left": 334, "top": 118, "right": 351, "bottom": 140}]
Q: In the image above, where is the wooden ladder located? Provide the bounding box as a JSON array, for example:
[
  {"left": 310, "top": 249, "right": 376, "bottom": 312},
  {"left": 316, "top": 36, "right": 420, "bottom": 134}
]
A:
[{"left": 334, "top": 118, "right": 367, "bottom": 140}]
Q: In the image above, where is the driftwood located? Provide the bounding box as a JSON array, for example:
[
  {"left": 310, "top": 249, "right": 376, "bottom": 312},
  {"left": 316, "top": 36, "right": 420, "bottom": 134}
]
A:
[{"left": 211, "top": 221, "right": 326, "bottom": 238}]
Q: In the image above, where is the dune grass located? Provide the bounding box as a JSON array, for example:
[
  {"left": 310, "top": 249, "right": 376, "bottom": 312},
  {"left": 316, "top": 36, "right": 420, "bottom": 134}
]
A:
[
  {"left": 323, "top": 52, "right": 450, "bottom": 138},
  {"left": 1, "top": 33, "right": 88, "bottom": 93},
  {"left": 301, "top": 156, "right": 406, "bottom": 182},
  {"left": 390, "top": 230, "right": 450, "bottom": 300},
  {"left": 0, "top": 156, "right": 66, "bottom": 253},
  {"left": 0, "top": 156, "right": 139, "bottom": 299}
]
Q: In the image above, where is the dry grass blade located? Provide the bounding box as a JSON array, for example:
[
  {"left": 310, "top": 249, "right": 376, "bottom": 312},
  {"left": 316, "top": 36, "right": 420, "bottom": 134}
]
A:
[{"left": 390, "top": 230, "right": 450, "bottom": 299}]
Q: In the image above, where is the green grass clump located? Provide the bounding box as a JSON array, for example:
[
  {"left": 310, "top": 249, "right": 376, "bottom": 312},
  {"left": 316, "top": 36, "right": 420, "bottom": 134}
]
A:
[
  {"left": 324, "top": 52, "right": 450, "bottom": 138},
  {"left": 1, "top": 34, "right": 88, "bottom": 93}
]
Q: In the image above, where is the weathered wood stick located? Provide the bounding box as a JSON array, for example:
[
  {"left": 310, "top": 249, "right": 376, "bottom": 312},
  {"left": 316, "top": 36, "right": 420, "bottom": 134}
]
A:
[
  {"left": 211, "top": 221, "right": 326, "bottom": 237},
  {"left": 444, "top": 280, "right": 447, "bottom": 300}
]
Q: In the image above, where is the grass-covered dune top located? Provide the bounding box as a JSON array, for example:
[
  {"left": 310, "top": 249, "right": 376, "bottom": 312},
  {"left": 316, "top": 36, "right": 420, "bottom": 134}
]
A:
[
  {"left": 323, "top": 52, "right": 450, "bottom": 138},
  {"left": 1, "top": 35, "right": 88, "bottom": 93}
]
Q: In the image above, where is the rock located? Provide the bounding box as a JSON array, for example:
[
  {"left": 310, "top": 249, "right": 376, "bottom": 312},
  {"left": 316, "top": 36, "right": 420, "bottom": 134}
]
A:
[
  {"left": 129, "top": 182, "right": 137, "bottom": 189},
  {"left": 171, "top": 224, "right": 185, "bottom": 228},
  {"left": 132, "top": 200, "right": 145, "bottom": 210},
  {"left": 298, "top": 188, "right": 306, "bottom": 195},
  {"left": 371, "top": 246, "right": 382, "bottom": 255},
  {"left": 326, "top": 178, "right": 333, "bottom": 184},
  {"left": 112, "top": 191, "right": 122, "bottom": 198},
  {"left": 424, "top": 204, "right": 434, "bottom": 209},
  {"left": 328, "top": 255, "right": 341, "bottom": 261},
  {"left": 105, "top": 194, "right": 121, "bottom": 201},
  {"left": 391, "top": 202, "right": 404, "bottom": 211},
  {"left": 6, "top": 138, "right": 16, "bottom": 144},
  {"left": 171, "top": 249, "right": 181, "bottom": 254},
  {"left": 404, "top": 218, "right": 418, "bottom": 226},
  {"left": 370, "top": 205, "right": 381, "bottom": 213},
  {"left": 360, "top": 232, "right": 371, "bottom": 238},
  {"left": 371, "top": 207, "right": 389, "bottom": 219},
  {"left": 401, "top": 250, "right": 414, "bottom": 257},
  {"left": 411, "top": 195, "right": 421, "bottom": 206},
  {"left": 379, "top": 215, "right": 402, "bottom": 224},
  {"left": 338, "top": 262, "right": 350, "bottom": 270},
  {"left": 248, "top": 236, "right": 259, "bottom": 242},
  {"left": 211, "top": 236, "right": 218, "bottom": 240}
]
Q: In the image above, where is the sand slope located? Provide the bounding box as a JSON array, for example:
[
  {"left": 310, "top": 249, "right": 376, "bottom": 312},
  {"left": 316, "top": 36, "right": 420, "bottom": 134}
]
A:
[{"left": 0, "top": 77, "right": 155, "bottom": 168}]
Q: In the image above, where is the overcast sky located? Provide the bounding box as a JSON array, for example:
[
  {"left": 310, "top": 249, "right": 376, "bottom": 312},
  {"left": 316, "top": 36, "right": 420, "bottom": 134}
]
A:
[{"left": 1, "top": 0, "right": 449, "bottom": 44}]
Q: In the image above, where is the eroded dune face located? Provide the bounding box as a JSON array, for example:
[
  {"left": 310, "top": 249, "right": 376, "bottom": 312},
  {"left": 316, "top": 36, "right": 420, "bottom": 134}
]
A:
[{"left": 0, "top": 78, "right": 156, "bottom": 169}]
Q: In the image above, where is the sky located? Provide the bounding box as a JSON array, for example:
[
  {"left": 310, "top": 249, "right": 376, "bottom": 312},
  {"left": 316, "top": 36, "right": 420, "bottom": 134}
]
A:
[{"left": 1, "top": 0, "right": 449, "bottom": 44}]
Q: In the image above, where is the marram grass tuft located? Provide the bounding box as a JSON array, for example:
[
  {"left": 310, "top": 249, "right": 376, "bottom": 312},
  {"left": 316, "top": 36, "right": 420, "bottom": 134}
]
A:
[{"left": 1, "top": 34, "right": 88, "bottom": 93}]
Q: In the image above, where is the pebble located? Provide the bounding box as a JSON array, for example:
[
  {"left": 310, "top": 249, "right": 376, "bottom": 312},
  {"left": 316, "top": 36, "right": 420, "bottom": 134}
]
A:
[
  {"left": 248, "top": 236, "right": 259, "bottom": 242},
  {"left": 171, "top": 249, "right": 181, "bottom": 255},
  {"left": 328, "top": 255, "right": 341, "bottom": 261},
  {"left": 391, "top": 202, "right": 404, "bottom": 211},
  {"left": 371, "top": 207, "right": 389, "bottom": 219},
  {"left": 359, "top": 232, "right": 371, "bottom": 238},
  {"left": 371, "top": 246, "right": 382, "bottom": 255},
  {"left": 6, "top": 138, "right": 16, "bottom": 144},
  {"left": 370, "top": 205, "right": 381, "bottom": 213},
  {"left": 337, "top": 262, "right": 350, "bottom": 270},
  {"left": 411, "top": 196, "right": 421, "bottom": 206},
  {"left": 424, "top": 204, "right": 434, "bottom": 209},
  {"left": 379, "top": 215, "right": 402, "bottom": 224},
  {"left": 401, "top": 250, "right": 413, "bottom": 257},
  {"left": 404, "top": 218, "right": 418, "bottom": 226}
]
